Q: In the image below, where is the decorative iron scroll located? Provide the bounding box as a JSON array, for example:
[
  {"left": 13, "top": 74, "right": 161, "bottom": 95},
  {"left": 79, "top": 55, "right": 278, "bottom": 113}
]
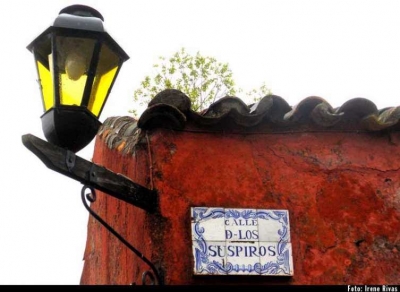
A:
[{"left": 81, "top": 185, "right": 163, "bottom": 285}]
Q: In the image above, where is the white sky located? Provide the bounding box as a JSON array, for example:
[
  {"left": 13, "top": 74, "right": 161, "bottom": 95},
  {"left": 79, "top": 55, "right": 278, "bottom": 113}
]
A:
[{"left": 0, "top": 0, "right": 399, "bottom": 285}]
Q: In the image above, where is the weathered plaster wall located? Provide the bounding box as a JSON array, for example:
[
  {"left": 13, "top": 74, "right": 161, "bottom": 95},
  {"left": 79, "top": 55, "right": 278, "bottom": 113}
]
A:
[{"left": 81, "top": 129, "right": 400, "bottom": 285}]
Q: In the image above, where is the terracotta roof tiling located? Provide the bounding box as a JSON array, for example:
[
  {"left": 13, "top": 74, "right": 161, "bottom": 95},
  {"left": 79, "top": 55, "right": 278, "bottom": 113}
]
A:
[{"left": 98, "top": 89, "right": 400, "bottom": 152}]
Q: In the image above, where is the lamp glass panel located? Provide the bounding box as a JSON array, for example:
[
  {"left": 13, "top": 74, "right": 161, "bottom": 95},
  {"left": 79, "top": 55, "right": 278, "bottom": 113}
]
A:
[
  {"left": 56, "top": 36, "right": 96, "bottom": 106},
  {"left": 87, "top": 44, "right": 120, "bottom": 117},
  {"left": 36, "top": 58, "right": 54, "bottom": 111}
]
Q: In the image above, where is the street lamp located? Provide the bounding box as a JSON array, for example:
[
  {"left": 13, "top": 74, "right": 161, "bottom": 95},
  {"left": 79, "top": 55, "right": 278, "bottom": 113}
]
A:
[
  {"left": 22, "top": 5, "right": 161, "bottom": 284},
  {"left": 26, "top": 4, "right": 129, "bottom": 153}
]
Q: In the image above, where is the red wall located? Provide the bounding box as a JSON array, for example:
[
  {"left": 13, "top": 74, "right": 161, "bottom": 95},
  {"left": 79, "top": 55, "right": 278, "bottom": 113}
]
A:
[{"left": 81, "top": 128, "right": 400, "bottom": 285}]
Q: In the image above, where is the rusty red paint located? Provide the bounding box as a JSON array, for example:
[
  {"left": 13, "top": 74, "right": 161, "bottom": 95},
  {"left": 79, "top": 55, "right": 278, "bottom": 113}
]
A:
[{"left": 81, "top": 129, "right": 400, "bottom": 285}]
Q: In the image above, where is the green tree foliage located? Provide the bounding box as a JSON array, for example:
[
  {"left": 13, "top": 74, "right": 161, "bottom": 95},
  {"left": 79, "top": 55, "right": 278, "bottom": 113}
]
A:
[
  {"left": 243, "top": 82, "right": 272, "bottom": 103},
  {"left": 133, "top": 48, "right": 271, "bottom": 114}
]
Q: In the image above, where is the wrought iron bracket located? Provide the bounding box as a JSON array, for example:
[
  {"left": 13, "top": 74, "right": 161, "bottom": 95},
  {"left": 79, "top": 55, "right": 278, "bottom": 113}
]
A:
[
  {"left": 22, "top": 134, "right": 158, "bottom": 213},
  {"left": 22, "top": 133, "right": 163, "bottom": 284},
  {"left": 81, "top": 186, "right": 163, "bottom": 285}
]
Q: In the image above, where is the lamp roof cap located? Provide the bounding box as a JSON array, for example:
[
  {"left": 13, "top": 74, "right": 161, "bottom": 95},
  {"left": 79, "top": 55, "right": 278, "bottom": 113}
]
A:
[
  {"left": 59, "top": 5, "right": 104, "bottom": 21},
  {"left": 53, "top": 4, "right": 105, "bottom": 32}
]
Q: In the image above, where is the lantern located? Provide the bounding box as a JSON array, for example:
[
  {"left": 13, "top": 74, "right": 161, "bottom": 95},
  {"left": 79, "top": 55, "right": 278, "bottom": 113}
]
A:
[{"left": 27, "top": 5, "right": 129, "bottom": 152}]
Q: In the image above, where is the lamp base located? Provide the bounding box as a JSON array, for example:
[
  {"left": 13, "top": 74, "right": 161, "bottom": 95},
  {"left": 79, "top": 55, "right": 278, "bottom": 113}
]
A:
[{"left": 41, "top": 106, "right": 101, "bottom": 153}]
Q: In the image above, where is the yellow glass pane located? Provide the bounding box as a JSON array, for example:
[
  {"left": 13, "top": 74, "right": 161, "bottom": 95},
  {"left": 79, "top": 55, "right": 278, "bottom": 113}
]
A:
[
  {"left": 36, "top": 60, "right": 54, "bottom": 111},
  {"left": 56, "top": 36, "right": 95, "bottom": 106},
  {"left": 59, "top": 73, "right": 87, "bottom": 106},
  {"left": 87, "top": 44, "right": 120, "bottom": 117},
  {"left": 88, "top": 67, "right": 118, "bottom": 116}
]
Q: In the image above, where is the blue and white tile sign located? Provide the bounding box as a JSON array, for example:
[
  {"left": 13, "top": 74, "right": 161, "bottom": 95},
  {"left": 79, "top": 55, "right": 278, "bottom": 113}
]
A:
[{"left": 191, "top": 207, "right": 293, "bottom": 276}]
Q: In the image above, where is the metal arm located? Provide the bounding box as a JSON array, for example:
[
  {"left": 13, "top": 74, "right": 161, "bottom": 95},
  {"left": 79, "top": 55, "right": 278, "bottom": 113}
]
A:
[{"left": 22, "top": 134, "right": 158, "bottom": 213}]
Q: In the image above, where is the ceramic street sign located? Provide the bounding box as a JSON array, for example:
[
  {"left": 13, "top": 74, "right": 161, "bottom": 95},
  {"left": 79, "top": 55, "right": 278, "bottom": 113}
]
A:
[{"left": 191, "top": 207, "right": 293, "bottom": 276}]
